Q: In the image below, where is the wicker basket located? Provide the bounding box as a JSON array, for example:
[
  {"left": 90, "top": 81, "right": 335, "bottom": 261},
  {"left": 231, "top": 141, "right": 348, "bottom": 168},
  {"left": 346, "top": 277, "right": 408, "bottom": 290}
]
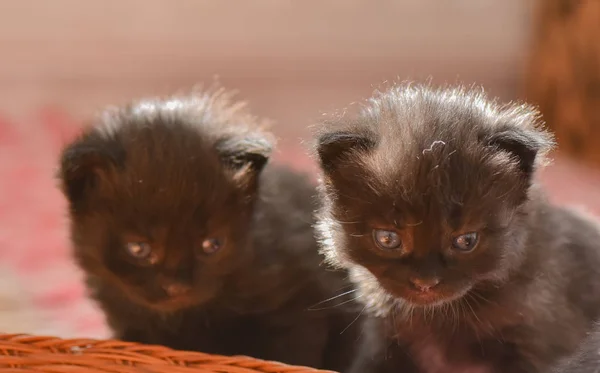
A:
[
  {"left": 525, "top": 0, "right": 600, "bottom": 167},
  {"left": 0, "top": 334, "right": 334, "bottom": 373}
]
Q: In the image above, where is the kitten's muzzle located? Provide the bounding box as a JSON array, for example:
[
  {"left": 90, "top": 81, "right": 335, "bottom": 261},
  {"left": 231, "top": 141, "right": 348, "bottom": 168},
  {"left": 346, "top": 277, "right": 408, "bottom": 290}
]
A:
[
  {"left": 162, "top": 282, "right": 192, "bottom": 297},
  {"left": 409, "top": 276, "right": 440, "bottom": 292}
]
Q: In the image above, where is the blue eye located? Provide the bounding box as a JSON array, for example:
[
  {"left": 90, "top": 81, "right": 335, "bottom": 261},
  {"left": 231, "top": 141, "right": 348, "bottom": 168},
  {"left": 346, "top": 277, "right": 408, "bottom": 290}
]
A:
[
  {"left": 201, "top": 238, "right": 222, "bottom": 255},
  {"left": 373, "top": 229, "right": 402, "bottom": 250},
  {"left": 452, "top": 232, "right": 479, "bottom": 252},
  {"left": 126, "top": 242, "right": 152, "bottom": 259}
]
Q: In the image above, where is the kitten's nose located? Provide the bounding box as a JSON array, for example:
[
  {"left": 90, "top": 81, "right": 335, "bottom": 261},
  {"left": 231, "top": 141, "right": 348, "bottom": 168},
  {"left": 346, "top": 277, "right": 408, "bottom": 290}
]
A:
[
  {"left": 162, "top": 283, "right": 191, "bottom": 297},
  {"left": 409, "top": 277, "right": 440, "bottom": 292}
]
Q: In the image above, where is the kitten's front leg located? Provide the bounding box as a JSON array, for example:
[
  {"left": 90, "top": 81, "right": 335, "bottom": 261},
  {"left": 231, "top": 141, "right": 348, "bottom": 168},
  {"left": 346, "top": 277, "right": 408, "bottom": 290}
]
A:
[
  {"left": 476, "top": 336, "right": 544, "bottom": 373},
  {"left": 347, "top": 316, "right": 419, "bottom": 373},
  {"left": 348, "top": 348, "right": 420, "bottom": 373},
  {"left": 348, "top": 332, "right": 419, "bottom": 373},
  {"left": 256, "top": 317, "right": 331, "bottom": 368}
]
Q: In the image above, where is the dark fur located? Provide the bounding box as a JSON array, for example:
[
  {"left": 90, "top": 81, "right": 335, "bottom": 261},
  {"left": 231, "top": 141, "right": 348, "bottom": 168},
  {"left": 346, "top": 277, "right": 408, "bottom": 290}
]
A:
[
  {"left": 58, "top": 90, "right": 360, "bottom": 371},
  {"left": 313, "top": 84, "right": 600, "bottom": 373}
]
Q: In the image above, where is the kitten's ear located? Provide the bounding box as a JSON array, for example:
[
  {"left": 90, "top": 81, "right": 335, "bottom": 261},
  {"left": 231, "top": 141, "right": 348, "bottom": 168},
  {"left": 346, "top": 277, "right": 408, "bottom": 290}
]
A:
[
  {"left": 486, "top": 127, "right": 554, "bottom": 178},
  {"left": 316, "top": 130, "right": 376, "bottom": 173},
  {"left": 58, "top": 141, "right": 123, "bottom": 209},
  {"left": 215, "top": 135, "right": 273, "bottom": 185}
]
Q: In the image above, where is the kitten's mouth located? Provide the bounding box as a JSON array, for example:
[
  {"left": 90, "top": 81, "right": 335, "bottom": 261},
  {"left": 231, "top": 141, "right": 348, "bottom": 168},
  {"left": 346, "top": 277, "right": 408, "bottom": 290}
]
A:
[
  {"left": 163, "top": 295, "right": 196, "bottom": 304},
  {"left": 402, "top": 286, "right": 470, "bottom": 307},
  {"left": 377, "top": 277, "right": 471, "bottom": 307},
  {"left": 144, "top": 289, "right": 218, "bottom": 311},
  {"left": 150, "top": 294, "right": 206, "bottom": 311},
  {"left": 404, "top": 290, "right": 453, "bottom": 306},
  {"left": 140, "top": 282, "right": 221, "bottom": 311}
]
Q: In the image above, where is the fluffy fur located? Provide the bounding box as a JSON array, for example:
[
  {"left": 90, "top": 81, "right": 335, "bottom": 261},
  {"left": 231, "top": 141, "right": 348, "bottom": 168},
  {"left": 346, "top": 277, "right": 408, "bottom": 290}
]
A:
[
  {"left": 58, "top": 89, "right": 360, "bottom": 371},
  {"left": 313, "top": 83, "right": 600, "bottom": 373},
  {"left": 551, "top": 324, "right": 600, "bottom": 373}
]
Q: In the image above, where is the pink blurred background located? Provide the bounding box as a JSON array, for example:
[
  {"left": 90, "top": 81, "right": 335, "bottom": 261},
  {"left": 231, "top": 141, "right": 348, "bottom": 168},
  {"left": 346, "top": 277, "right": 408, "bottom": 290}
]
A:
[{"left": 0, "top": 1, "right": 598, "bottom": 339}]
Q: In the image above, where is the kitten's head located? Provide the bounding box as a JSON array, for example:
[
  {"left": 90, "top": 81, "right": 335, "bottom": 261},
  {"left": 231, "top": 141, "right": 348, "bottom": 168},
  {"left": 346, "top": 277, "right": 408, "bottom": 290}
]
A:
[
  {"left": 314, "top": 84, "right": 554, "bottom": 313},
  {"left": 58, "top": 90, "right": 274, "bottom": 312}
]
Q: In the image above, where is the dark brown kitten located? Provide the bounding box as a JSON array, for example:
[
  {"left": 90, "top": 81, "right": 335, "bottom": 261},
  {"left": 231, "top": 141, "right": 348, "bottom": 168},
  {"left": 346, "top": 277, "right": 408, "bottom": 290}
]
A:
[
  {"left": 58, "top": 90, "right": 360, "bottom": 371},
  {"left": 313, "top": 84, "right": 600, "bottom": 373}
]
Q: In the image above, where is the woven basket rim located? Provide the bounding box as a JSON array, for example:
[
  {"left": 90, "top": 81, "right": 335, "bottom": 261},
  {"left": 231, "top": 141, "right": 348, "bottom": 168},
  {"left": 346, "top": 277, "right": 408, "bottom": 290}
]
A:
[{"left": 0, "top": 333, "right": 336, "bottom": 373}]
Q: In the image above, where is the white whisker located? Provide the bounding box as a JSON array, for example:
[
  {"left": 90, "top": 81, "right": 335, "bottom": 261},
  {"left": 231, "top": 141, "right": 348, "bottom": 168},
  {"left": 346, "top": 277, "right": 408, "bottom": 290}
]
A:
[
  {"left": 341, "top": 305, "right": 367, "bottom": 335},
  {"left": 308, "top": 289, "right": 357, "bottom": 309}
]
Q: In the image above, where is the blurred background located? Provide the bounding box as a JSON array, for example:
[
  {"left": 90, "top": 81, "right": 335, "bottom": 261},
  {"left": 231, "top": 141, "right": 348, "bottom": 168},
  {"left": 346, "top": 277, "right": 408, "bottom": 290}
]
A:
[{"left": 0, "top": 0, "right": 599, "bottom": 339}]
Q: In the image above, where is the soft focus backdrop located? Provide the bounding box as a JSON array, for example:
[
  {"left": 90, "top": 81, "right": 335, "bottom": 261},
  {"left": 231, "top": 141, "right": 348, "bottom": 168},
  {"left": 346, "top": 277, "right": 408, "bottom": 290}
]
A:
[{"left": 0, "top": 0, "right": 599, "bottom": 339}]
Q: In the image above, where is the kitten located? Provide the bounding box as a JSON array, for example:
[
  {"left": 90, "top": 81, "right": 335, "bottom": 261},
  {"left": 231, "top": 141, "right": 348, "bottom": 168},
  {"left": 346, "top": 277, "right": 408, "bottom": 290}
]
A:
[
  {"left": 58, "top": 89, "right": 360, "bottom": 371},
  {"left": 313, "top": 84, "right": 600, "bottom": 373}
]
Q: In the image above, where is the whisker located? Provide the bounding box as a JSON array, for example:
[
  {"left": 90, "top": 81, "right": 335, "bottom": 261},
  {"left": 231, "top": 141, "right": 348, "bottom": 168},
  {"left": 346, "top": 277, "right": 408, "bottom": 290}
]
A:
[
  {"left": 450, "top": 302, "right": 458, "bottom": 334},
  {"left": 334, "top": 283, "right": 356, "bottom": 292},
  {"left": 308, "top": 289, "right": 357, "bottom": 309},
  {"left": 341, "top": 305, "right": 367, "bottom": 334},
  {"left": 459, "top": 300, "right": 468, "bottom": 323},
  {"left": 465, "top": 296, "right": 484, "bottom": 354},
  {"left": 309, "top": 295, "right": 362, "bottom": 311},
  {"left": 470, "top": 291, "right": 495, "bottom": 306},
  {"left": 465, "top": 295, "right": 482, "bottom": 326}
]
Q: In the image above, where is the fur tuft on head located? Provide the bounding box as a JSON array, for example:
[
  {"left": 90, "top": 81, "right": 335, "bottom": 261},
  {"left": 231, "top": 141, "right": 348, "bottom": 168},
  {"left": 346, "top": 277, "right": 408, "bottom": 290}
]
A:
[{"left": 58, "top": 88, "right": 275, "bottom": 214}]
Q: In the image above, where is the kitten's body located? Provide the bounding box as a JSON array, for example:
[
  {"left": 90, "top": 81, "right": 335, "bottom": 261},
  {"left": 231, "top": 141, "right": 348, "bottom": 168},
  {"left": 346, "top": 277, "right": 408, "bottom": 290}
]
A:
[
  {"left": 347, "top": 203, "right": 600, "bottom": 373},
  {"left": 314, "top": 84, "right": 600, "bottom": 373},
  {"left": 551, "top": 324, "right": 600, "bottom": 373},
  {"left": 58, "top": 91, "right": 360, "bottom": 371}
]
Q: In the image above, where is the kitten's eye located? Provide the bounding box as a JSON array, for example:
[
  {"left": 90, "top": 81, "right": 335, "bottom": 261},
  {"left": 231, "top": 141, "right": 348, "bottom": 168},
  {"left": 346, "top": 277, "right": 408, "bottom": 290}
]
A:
[
  {"left": 126, "top": 242, "right": 152, "bottom": 259},
  {"left": 373, "top": 229, "right": 402, "bottom": 250},
  {"left": 452, "top": 232, "right": 479, "bottom": 252},
  {"left": 201, "top": 238, "right": 222, "bottom": 255}
]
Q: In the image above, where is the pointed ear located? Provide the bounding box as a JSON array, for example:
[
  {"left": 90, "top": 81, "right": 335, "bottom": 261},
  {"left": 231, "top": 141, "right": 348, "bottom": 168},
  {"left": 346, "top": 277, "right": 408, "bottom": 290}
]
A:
[
  {"left": 215, "top": 135, "right": 273, "bottom": 185},
  {"left": 316, "top": 130, "right": 376, "bottom": 173},
  {"left": 58, "top": 141, "right": 123, "bottom": 210},
  {"left": 485, "top": 127, "right": 554, "bottom": 178}
]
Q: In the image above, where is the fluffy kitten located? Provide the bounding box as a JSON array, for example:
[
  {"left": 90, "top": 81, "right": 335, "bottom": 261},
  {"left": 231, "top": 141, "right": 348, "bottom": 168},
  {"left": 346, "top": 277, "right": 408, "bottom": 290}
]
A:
[
  {"left": 58, "top": 90, "right": 360, "bottom": 370},
  {"left": 313, "top": 84, "right": 600, "bottom": 373}
]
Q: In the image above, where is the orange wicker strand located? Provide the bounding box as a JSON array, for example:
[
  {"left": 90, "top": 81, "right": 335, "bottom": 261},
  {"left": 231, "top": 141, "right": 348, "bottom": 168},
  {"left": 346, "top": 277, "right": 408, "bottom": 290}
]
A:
[{"left": 0, "top": 334, "right": 337, "bottom": 373}]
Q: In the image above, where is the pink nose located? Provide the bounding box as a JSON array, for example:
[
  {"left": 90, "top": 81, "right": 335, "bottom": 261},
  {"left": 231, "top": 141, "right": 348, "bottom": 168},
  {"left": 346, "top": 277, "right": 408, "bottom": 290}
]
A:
[
  {"left": 409, "top": 277, "right": 440, "bottom": 292},
  {"left": 162, "top": 283, "right": 191, "bottom": 297}
]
